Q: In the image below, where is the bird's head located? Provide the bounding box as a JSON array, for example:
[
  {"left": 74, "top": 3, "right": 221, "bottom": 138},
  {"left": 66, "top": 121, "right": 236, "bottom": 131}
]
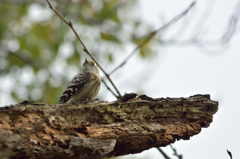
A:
[{"left": 82, "top": 58, "right": 99, "bottom": 74}]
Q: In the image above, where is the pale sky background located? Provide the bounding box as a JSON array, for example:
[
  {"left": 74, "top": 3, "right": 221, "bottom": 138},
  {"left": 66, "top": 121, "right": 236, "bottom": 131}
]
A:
[
  {"left": 115, "top": 0, "right": 240, "bottom": 159},
  {"left": 1, "top": 0, "right": 240, "bottom": 159}
]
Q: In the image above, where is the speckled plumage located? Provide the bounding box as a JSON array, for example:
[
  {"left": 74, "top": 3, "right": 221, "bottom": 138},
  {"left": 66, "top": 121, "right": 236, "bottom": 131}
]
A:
[{"left": 59, "top": 59, "right": 101, "bottom": 103}]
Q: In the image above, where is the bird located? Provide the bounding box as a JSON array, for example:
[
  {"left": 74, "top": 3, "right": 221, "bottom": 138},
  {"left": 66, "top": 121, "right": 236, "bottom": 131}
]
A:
[{"left": 59, "top": 58, "right": 101, "bottom": 104}]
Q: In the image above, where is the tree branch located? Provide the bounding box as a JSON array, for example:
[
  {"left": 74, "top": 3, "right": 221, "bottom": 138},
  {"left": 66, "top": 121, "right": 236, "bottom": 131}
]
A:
[
  {"left": 170, "top": 144, "right": 182, "bottom": 159},
  {"left": 156, "top": 147, "right": 171, "bottom": 159},
  {"left": 46, "top": 0, "right": 122, "bottom": 98},
  {"left": 158, "top": 1, "right": 238, "bottom": 55},
  {"left": 227, "top": 150, "right": 232, "bottom": 159},
  {"left": 101, "top": 79, "right": 118, "bottom": 99},
  {"left": 0, "top": 94, "right": 218, "bottom": 158},
  {"left": 108, "top": 1, "right": 196, "bottom": 76}
]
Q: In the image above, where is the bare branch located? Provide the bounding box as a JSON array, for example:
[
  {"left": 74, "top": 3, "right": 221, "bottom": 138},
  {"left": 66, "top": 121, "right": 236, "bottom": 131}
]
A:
[
  {"left": 46, "top": 0, "right": 122, "bottom": 98},
  {"left": 101, "top": 79, "right": 118, "bottom": 99},
  {"left": 221, "top": 14, "right": 238, "bottom": 45},
  {"left": 156, "top": 147, "right": 171, "bottom": 159},
  {"left": 227, "top": 150, "right": 233, "bottom": 159},
  {"left": 170, "top": 144, "right": 182, "bottom": 159},
  {"left": 162, "top": 1, "right": 239, "bottom": 52},
  {"left": 108, "top": 1, "right": 196, "bottom": 76}
]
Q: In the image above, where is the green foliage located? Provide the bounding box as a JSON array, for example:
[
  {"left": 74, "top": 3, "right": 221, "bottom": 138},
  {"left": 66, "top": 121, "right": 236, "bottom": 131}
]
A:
[
  {"left": 101, "top": 32, "right": 120, "bottom": 43},
  {"left": 131, "top": 31, "right": 154, "bottom": 58},
  {"left": 0, "top": 0, "right": 157, "bottom": 105}
]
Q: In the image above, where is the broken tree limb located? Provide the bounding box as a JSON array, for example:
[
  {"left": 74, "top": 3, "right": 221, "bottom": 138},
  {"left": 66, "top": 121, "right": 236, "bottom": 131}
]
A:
[{"left": 0, "top": 94, "right": 218, "bottom": 159}]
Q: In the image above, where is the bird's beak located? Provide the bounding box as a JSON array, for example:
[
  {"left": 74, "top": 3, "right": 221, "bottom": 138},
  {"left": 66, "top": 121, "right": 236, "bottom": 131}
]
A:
[{"left": 85, "top": 58, "right": 88, "bottom": 64}]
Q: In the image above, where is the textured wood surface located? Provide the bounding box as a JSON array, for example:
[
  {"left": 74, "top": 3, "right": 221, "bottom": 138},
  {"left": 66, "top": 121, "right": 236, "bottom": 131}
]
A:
[{"left": 0, "top": 94, "right": 218, "bottom": 159}]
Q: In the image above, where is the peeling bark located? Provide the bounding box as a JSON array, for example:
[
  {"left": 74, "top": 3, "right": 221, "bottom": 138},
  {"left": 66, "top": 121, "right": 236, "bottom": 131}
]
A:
[{"left": 0, "top": 94, "right": 218, "bottom": 159}]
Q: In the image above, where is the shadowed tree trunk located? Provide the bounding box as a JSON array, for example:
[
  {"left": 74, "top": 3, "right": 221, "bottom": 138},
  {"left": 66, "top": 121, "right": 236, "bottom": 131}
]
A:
[{"left": 0, "top": 93, "right": 218, "bottom": 159}]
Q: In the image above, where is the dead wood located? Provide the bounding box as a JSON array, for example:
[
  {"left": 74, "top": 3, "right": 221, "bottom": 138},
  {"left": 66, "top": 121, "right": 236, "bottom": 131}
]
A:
[{"left": 0, "top": 93, "right": 218, "bottom": 159}]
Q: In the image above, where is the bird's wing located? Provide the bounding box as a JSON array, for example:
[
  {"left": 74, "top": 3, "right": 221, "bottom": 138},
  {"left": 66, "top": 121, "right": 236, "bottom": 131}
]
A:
[{"left": 59, "top": 73, "right": 90, "bottom": 103}]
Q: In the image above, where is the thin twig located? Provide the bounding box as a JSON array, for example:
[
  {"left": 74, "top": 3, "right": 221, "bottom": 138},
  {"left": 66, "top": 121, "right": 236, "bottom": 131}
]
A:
[
  {"left": 162, "top": 2, "right": 238, "bottom": 49},
  {"left": 108, "top": 1, "right": 196, "bottom": 76},
  {"left": 101, "top": 79, "right": 118, "bottom": 98},
  {"left": 227, "top": 150, "right": 232, "bottom": 159},
  {"left": 170, "top": 144, "right": 182, "bottom": 159},
  {"left": 46, "top": 0, "right": 122, "bottom": 98},
  {"left": 156, "top": 147, "right": 171, "bottom": 159}
]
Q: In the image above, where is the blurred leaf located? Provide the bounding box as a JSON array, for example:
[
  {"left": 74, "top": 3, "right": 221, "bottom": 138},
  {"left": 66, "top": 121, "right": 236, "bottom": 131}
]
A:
[
  {"left": 140, "top": 45, "right": 152, "bottom": 58},
  {"left": 8, "top": 54, "right": 26, "bottom": 68},
  {"left": 134, "top": 20, "right": 141, "bottom": 27},
  {"left": 67, "top": 52, "right": 80, "bottom": 65},
  {"left": 101, "top": 32, "right": 120, "bottom": 43},
  {"left": 108, "top": 54, "right": 113, "bottom": 62},
  {"left": 99, "top": 1, "right": 121, "bottom": 24},
  {"left": 109, "top": 14, "right": 121, "bottom": 24},
  {"left": 131, "top": 33, "right": 145, "bottom": 45}
]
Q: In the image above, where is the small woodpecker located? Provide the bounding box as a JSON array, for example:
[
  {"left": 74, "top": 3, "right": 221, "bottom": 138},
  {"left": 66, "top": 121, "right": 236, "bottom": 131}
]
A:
[{"left": 59, "top": 58, "right": 101, "bottom": 103}]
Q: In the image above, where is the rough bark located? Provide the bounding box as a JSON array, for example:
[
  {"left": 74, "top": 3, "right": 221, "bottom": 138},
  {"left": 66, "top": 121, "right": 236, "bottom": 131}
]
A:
[{"left": 0, "top": 93, "right": 218, "bottom": 159}]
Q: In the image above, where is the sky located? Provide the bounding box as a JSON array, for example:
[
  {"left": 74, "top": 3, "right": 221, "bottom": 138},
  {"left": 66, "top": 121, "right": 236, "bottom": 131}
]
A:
[{"left": 116, "top": 0, "right": 240, "bottom": 159}]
